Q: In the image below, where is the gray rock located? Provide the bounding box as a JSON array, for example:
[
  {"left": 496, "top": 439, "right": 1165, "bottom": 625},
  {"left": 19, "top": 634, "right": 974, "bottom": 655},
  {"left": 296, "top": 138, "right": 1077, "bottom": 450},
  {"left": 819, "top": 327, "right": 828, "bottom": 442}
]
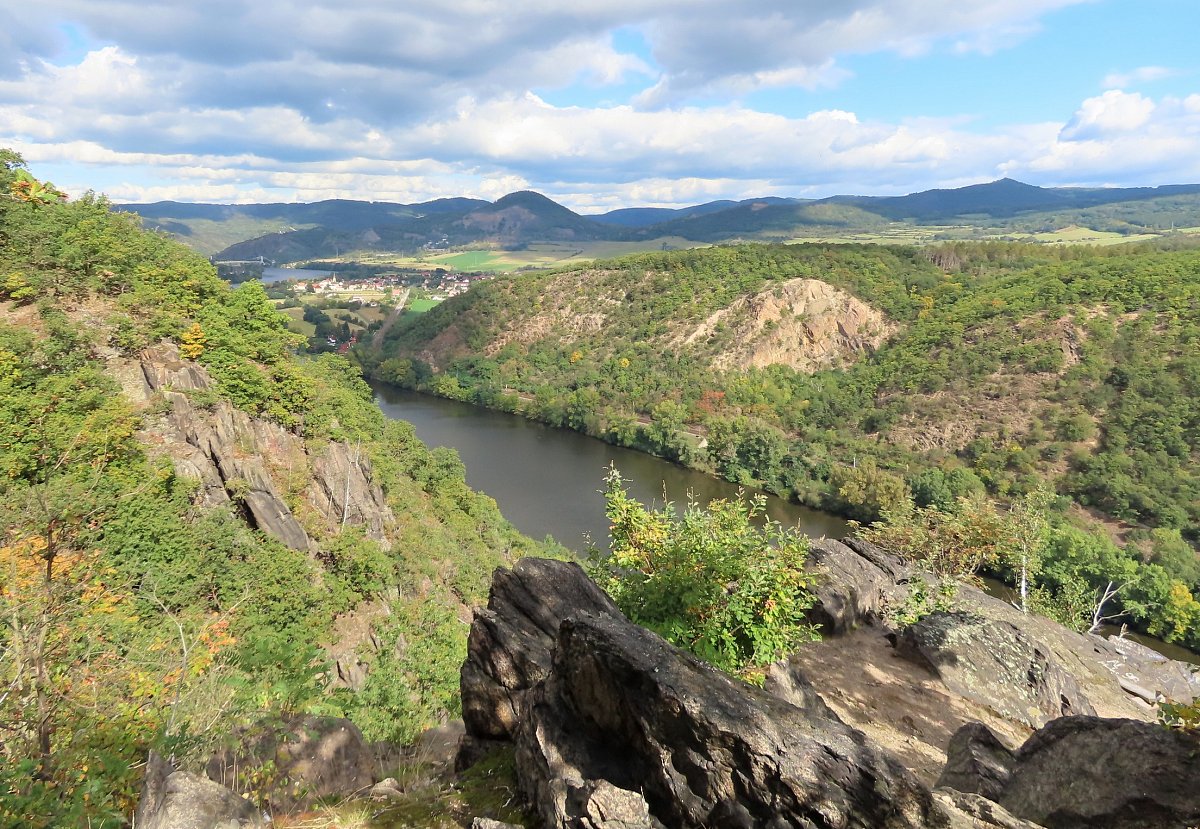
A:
[
  {"left": 896, "top": 611, "right": 1095, "bottom": 728},
  {"left": 206, "top": 715, "right": 377, "bottom": 813},
  {"left": 933, "top": 789, "right": 1043, "bottom": 829},
  {"left": 1091, "top": 633, "right": 1200, "bottom": 704},
  {"left": 134, "top": 752, "right": 263, "bottom": 829},
  {"left": 805, "top": 538, "right": 910, "bottom": 633},
  {"left": 763, "top": 656, "right": 841, "bottom": 721},
  {"left": 369, "top": 777, "right": 404, "bottom": 800},
  {"left": 998, "top": 716, "right": 1200, "bottom": 829},
  {"left": 458, "top": 558, "right": 621, "bottom": 749},
  {"left": 472, "top": 819, "right": 526, "bottom": 829},
  {"left": 514, "top": 613, "right": 941, "bottom": 829},
  {"left": 935, "top": 722, "right": 1015, "bottom": 802}
]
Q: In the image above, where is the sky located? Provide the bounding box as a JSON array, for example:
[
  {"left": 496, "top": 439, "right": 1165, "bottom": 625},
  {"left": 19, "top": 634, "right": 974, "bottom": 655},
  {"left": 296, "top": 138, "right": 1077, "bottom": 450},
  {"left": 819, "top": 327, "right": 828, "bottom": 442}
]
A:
[{"left": 1, "top": 0, "right": 1199, "bottom": 211}]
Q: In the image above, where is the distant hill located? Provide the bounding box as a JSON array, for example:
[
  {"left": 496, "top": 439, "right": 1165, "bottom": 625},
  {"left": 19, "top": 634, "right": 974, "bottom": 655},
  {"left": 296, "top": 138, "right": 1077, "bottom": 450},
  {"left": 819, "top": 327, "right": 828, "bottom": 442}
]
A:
[
  {"left": 591, "top": 197, "right": 800, "bottom": 228},
  {"left": 117, "top": 178, "right": 1200, "bottom": 263}
]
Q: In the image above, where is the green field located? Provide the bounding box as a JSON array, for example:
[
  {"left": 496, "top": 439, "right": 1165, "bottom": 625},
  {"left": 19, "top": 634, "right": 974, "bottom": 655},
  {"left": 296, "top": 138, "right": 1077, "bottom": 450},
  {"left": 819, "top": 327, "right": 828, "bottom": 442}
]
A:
[
  {"left": 407, "top": 297, "right": 440, "bottom": 313},
  {"left": 1016, "top": 225, "right": 1162, "bottom": 246},
  {"left": 340, "top": 237, "right": 706, "bottom": 273}
]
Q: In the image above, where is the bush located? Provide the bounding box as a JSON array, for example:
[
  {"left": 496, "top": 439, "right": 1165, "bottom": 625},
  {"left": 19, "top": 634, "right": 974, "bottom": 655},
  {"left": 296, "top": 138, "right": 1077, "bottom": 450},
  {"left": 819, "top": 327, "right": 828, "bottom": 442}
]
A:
[{"left": 588, "top": 467, "right": 818, "bottom": 675}]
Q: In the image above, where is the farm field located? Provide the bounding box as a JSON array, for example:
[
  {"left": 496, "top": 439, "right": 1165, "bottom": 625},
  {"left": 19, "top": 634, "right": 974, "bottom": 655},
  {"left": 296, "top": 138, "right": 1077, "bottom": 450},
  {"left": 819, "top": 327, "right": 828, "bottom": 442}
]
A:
[{"left": 333, "top": 237, "right": 705, "bottom": 273}]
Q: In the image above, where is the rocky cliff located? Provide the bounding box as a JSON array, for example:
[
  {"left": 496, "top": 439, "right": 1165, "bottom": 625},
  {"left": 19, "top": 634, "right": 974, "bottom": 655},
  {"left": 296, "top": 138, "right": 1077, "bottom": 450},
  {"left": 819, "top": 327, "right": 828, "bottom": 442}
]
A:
[
  {"left": 676, "top": 277, "right": 892, "bottom": 373},
  {"left": 113, "top": 342, "right": 397, "bottom": 551}
]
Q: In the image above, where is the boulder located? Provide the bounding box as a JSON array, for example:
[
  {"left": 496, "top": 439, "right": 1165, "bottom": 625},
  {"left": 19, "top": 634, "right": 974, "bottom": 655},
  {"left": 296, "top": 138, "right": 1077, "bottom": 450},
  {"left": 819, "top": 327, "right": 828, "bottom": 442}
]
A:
[
  {"left": 896, "top": 611, "right": 1095, "bottom": 728},
  {"left": 932, "top": 789, "right": 1043, "bottom": 829},
  {"left": 514, "top": 613, "right": 942, "bottom": 829},
  {"left": 804, "top": 538, "right": 910, "bottom": 633},
  {"left": 205, "top": 715, "right": 377, "bottom": 813},
  {"left": 997, "top": 716, "right": 1200, "bottom": 829},
  {"left": 134, "top": 752, "right": 263, "bottom": 829},
  {"left": 935, "top": 722, "right": 1015, "bottom": 802},
  {"left": 458, "top": 558, "right": 621, "bottom": 752}
]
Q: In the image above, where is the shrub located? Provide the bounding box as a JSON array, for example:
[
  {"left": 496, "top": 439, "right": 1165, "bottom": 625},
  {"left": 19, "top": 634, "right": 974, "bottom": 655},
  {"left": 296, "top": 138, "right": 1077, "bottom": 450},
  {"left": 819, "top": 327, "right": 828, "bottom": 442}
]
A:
[{"left": 588, "top": 467, "right": 818, "bottom": 674}]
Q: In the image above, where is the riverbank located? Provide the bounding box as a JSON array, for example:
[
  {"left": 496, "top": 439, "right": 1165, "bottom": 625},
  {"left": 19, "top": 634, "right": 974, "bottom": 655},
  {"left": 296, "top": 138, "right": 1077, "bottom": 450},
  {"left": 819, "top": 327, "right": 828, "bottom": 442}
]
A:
[{"left": 372, "top": 383, "right": 848, "bottom": 551}]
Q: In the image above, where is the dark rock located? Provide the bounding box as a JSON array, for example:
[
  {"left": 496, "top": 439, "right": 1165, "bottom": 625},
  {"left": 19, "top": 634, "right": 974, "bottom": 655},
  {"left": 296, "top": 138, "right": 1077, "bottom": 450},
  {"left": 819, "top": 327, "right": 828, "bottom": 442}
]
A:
[
  {"left": 458, "top": 558, "right": 621, "bottom": 749},
  {"left": 206, "top": 714, "right": 377, "bottom": 813},
  {"left": 998, "top": 716, "right": 1200, "bottom": 829},
  {"left": 514, "top": 613, "right": 942, "bottom": 829},
  {"left": 935, "top": 722, "right": 1015, "bottom": 801},
  {"left": 805, "top": 538, "right": 910, "bottom": 633},
  {"left": 896, "top": 611, "right": 1095, "bottom": 728},
  {"left": 134, "top": 752, "right": 263, "bottom": 829},
  {"left": 763, "top": 656, "right": 841, "bottom": 721}
]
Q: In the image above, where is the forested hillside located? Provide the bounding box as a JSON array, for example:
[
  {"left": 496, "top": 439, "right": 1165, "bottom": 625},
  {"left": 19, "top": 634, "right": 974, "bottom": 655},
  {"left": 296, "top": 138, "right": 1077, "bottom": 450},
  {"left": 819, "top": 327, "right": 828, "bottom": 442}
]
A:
[
  {"left": 0, "top": 151, "right": 544, "bottom": 826},
  {"left": 370, "top": 240, "right": 1200, "bottom": 652}
]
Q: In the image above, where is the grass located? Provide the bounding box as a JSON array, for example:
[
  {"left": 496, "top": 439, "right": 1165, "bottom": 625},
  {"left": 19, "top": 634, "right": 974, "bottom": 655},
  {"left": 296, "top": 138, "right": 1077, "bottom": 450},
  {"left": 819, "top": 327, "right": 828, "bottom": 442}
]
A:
[
  {"left": 339, "top": 237, "right": 706, "bottom": 273},
  {"left": 1015, "top": 225, "right": 1162, "bottom": 246},
  {"left": 406, "top": 298, "right": 440, "bottom": 313}
]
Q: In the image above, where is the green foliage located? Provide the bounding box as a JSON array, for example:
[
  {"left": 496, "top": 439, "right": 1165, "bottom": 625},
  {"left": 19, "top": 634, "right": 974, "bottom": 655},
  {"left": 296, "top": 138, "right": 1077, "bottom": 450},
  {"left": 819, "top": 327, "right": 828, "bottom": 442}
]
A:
[
  {"left": 588, "top": 468, "right": 818, "bottom": 674},
  {"left": 377, "top": 239, "right": 1200, "bottom": 648},
  {"left": 0, "top": 156, "right": 544, "bottom": 823}
]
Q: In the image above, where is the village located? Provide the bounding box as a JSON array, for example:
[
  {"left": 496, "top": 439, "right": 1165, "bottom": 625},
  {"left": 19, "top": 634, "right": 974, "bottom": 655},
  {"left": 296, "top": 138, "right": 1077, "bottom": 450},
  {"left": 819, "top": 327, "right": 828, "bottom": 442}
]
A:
[{"left": 291, "top": 267, "right": 493, "bottom": 301}]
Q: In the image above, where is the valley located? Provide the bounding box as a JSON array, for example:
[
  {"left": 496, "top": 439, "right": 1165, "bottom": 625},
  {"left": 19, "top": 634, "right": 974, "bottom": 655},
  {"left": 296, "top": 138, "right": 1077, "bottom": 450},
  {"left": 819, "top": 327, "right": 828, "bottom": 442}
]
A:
[{"left": 4, "top": 152, "right": 1200, "bottom": 829}]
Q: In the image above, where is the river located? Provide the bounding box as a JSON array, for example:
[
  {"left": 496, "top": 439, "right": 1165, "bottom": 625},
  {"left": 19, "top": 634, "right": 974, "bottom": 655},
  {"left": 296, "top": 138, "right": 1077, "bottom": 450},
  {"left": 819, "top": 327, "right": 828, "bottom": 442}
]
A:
[
  {"left": 373, "top": 385, "right": 848, "bottom": 552},
  {"left": 375, "top": 386, "right": 1200, "bottom": 664}
]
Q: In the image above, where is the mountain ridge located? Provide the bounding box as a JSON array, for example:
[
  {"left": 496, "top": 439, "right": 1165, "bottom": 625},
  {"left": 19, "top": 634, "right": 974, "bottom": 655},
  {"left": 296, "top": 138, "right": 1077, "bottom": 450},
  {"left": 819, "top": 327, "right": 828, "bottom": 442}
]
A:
[{"left": 114, "top": 177, "right": 1200, "bottom": 262}]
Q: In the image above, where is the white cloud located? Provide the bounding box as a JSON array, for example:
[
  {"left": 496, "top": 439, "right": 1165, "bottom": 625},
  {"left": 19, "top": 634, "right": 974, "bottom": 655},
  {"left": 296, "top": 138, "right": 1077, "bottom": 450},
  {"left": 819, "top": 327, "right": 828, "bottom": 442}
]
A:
[
  {"left": 2, "top": 0, "right": 1197, "bottom": 206},
  {"left": 1060, "top": 90, "right": 1156, "bottom": 140},
  {"left": 1102, "top": 65, "right": 1175, "bottom": 90}
]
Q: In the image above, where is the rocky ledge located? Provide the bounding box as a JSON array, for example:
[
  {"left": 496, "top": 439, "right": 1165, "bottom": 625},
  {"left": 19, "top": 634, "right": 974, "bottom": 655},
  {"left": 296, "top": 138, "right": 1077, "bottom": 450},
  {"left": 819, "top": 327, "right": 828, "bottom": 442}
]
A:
[{"left": 459, "top": 555, "right": 1200, "bottom": 829}]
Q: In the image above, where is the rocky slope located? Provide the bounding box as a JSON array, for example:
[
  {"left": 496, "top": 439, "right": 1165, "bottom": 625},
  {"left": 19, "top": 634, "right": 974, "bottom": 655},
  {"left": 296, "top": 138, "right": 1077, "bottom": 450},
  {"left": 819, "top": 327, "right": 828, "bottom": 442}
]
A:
[
  {"left": 453, "top": 550, "right": 1199, "bottom": 829},
  {"left": 112, "top": 342, "right": 396, "bottom": 552},
  {"left": 676, "top": 278, "right": 892, "bottom": 373}
]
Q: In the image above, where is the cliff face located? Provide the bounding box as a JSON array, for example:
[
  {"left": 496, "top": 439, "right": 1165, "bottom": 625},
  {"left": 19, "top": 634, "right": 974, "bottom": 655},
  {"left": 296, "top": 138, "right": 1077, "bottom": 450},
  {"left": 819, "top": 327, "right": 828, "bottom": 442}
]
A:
[
  {"left": 676, "top": 277, "right": 893, "bottom": 373},
  {"left": 116, "top": 343, "right": 396, "bottom": 552}
]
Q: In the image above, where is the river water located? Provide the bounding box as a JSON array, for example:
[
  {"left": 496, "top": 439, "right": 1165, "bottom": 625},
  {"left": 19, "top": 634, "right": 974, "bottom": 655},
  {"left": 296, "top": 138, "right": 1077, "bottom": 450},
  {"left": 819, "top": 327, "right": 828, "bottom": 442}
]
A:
[
  {"left": 373, "top": 385, "right": 848, "bottom": 552},
  {"left": 373, "top": 386, "right": 1200, "bottom": 663}
]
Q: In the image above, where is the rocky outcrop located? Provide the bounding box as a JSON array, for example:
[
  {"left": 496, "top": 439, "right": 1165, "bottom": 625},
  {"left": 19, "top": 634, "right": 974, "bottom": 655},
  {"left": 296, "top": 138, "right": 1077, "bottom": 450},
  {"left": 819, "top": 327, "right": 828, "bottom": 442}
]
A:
[
  {"left": 996, "top": 716, "right": 1200, "bottom": 829},
  {"left": 514, "top": 612, "right": 942, "bottom": 829},
  {"left": 896, "top": 611, "right": 1096, "bottom": 728},
  {"left": 126, "top": 343, "right": 397, "bottom": 550},
  {"left": 935, "top": 723, "right": 1015, "bottom": 802},
  {"left": 680, "top": 278, "right": 893, "bottom": 373},
  {"left": 805, "top": 538, "right": 912, "bottom": 632},
  {"left": 462, "top": 559, "right": 1004, "bottom": 829},
  {"left": 134, "top": 752, "right": 263, "bottom": 829},
  {"left": 458, "top": 558, "right": 621, "bottom": 754},
  {"left": 205, "top": 715, "right": 378, "bottom": 813}
]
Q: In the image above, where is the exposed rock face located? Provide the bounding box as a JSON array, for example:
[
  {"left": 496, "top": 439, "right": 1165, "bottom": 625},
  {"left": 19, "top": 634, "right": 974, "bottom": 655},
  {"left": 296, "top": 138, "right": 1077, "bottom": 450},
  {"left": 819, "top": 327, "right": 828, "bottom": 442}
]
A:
[
  {"left": 896, "top": 611, "right": 1096, "bottom": 728},
  {"left": 515, "top": 613, "right": 940, "bottom": 829},
  {"left": 935, "top": 723, "right": 1015, "bottom": 802},
  {"left": 128, "top": 343, "right": 397, "bottom": 550},
  {"left": 205, "top": 715, "right": 377, "bottom": 813},
  {"left": 135, "top": 752, "right": 263, "bottom": 829},
  {"left": 462, "top": 559, "right": 964, "bottom": 829},
  {"left": 680, "top": 278, "right": 893, "bottom": 373},
  {"left": 805, "top": 538, "right": 911, "bottom": 633},
  {"left": 997, "top": 717, "right": 1200, "bottom": 829},
  {"left": 459, "top": 558, "right": 621, "bottom": 750}
]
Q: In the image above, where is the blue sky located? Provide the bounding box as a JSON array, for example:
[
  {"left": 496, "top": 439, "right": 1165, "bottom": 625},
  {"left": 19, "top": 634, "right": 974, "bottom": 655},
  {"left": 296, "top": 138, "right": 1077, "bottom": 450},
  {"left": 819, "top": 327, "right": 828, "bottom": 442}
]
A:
[{"left": 1, "top": 0, "right": 1199, "bottom": 209}]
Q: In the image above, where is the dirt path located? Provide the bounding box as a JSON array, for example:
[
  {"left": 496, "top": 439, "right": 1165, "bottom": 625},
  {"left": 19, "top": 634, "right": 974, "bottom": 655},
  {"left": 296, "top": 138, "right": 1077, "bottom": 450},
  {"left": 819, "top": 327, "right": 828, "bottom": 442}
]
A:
[{"left": 371, "top": 288, "right": 410, "bottom": 348}]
